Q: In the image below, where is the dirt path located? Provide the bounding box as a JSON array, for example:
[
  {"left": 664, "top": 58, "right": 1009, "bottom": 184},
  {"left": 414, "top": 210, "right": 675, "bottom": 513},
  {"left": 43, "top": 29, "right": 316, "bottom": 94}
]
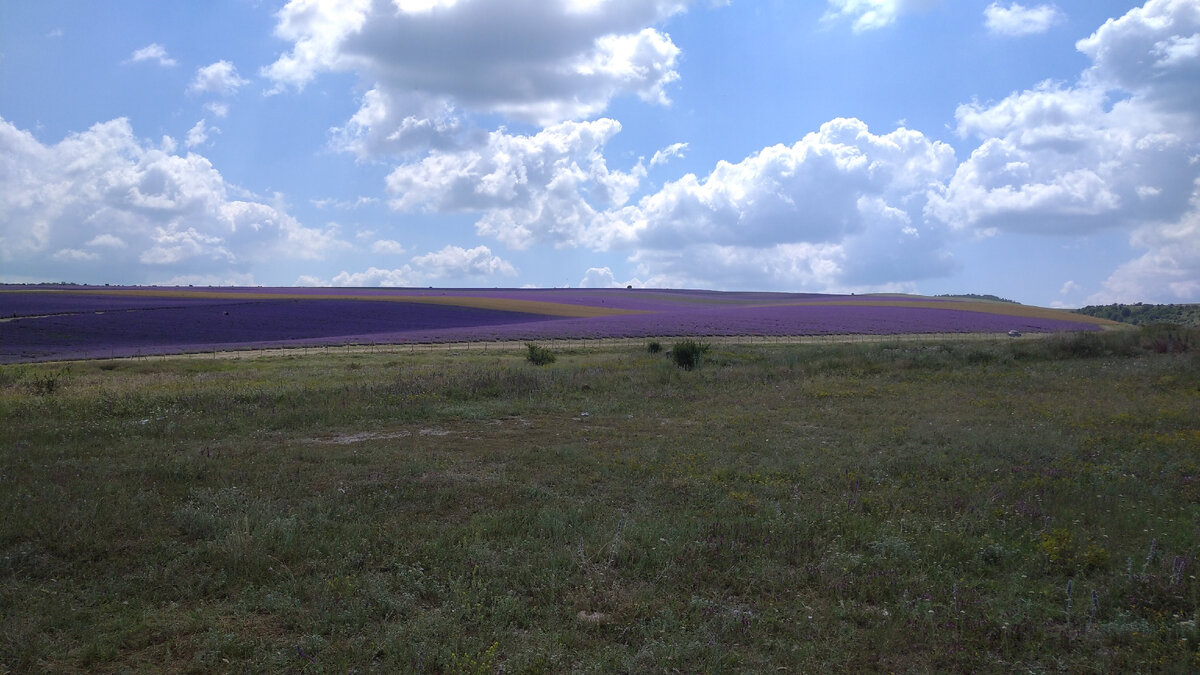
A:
[{"left": 83, "top": 331, "right": 1057, "bottom": 363}]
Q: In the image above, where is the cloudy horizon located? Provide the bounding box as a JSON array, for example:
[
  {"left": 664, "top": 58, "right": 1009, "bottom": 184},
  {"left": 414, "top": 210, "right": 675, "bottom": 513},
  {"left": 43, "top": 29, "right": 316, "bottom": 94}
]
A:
[{"left": 2, "top": 0, "right": 1197, "bottom": 307}]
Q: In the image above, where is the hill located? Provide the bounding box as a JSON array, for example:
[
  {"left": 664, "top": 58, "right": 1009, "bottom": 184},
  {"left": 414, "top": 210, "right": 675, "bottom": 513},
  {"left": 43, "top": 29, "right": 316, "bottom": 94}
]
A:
[{"left": 1, "top": 286, "right": 1114, "bottom": 362}]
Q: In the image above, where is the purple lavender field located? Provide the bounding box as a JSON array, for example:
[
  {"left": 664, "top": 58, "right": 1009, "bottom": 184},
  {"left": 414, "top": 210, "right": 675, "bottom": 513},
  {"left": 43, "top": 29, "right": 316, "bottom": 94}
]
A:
[{"left": 0, "top": 285, "right": 1112, "bottom": 363}]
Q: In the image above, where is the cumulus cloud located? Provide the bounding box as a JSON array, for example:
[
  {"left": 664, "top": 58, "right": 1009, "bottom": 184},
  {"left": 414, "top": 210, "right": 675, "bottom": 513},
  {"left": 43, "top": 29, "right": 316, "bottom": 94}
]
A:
[
  {"left": 578, "top": 266, "right": 644, "bottom": 288},
  {"left": 1076, "top": 0, "right": 1200, "bottom": 119},
  {"left": 370, "top": 239, "right": 406, "bottom": 255},
  {"left": 411, "top": 244, "right": 517, "bottom": 278},
  {"left": 188, "top": 61, "right": 250, "bottom": 96},
  {"left": 650, "top": 142, "right": 688, "bottom": 167},
  {"left": 317, "top": 245, "right": 517, "bottom": 287},
  {"left": 928, "top": 4, "right": 1200, "bottom": 236},
  {"left": 0, "top": 116, "right": 347, "bottom": 283},
  {"left": 610, "top": 119, "right": 955, "bottom": 249},
  {"left": 984, "top": 3, "right": 1064, "bottom": 37},
  {"left": 127, "top": 43, "right": 177, "bottom": 66},
  {"left": 185, "top": 119, "right": 215, "bottom": 148},
  {"left": 383, "top": 113, "right": 960, "bottom": 290},
  {"left": 927, "top": 0, "right": 1200, "bottom": 302},
  {"left": 1089, "top": 186, "right": 1200, "bottom": 303},
  {"left": 266, "top": 0, "right": 686, "bottom": 155},
  {"left": 386, "top": 119, "right": 645, "bottom": 249},
  {"left": 585, "top": 118, "right": 958, "bottom": 289},
  {"left": 823, "top": 0, "right": 942, "bottom": 32}
]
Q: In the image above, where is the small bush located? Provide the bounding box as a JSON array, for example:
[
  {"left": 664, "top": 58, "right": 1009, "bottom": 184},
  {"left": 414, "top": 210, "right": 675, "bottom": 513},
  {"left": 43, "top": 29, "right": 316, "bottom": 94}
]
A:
[
  {"left": 27, "top": 368, "right": 68, "bottom": 396},
  {"left": 671, "top": 340, "right": 708, "bottom": 370},
  {"left": 525, "top": 343, "right": 556, "bottom": 366},
  {"left": 647, "top": 340, "right": 663, "bottom": 354}
]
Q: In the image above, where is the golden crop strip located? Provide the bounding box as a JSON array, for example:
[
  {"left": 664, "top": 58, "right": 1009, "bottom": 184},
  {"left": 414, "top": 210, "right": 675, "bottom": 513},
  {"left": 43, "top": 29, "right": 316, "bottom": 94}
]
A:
[
  {"left": 3, "top": 288, "right": 643, "bottom": 319},
  {"left": 766, "top": 299, "right": 1119, "bottom": 326}
]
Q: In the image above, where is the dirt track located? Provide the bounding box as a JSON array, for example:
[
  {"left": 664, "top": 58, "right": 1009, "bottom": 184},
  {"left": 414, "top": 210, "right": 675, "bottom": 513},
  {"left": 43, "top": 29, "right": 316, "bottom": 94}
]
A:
[{"left": 93, "top": 331, "right": 1063, "bottom": 363}]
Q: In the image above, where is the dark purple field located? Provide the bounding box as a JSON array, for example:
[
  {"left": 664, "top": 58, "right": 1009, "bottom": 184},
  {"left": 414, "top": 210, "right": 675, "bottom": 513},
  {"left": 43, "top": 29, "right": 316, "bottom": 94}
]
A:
[
  {"left": 0, "top": 286, "right": 1106, "bottom": 363},
  {"left": 0, "top": 296, "right": 556, "bottom": 362}
]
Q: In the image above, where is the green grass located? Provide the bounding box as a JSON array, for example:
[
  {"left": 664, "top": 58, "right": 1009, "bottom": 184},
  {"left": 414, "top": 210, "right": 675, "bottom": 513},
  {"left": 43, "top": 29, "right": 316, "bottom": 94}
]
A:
[{"left": 2, "top": 329, "right": 1199, "bottom": 671}]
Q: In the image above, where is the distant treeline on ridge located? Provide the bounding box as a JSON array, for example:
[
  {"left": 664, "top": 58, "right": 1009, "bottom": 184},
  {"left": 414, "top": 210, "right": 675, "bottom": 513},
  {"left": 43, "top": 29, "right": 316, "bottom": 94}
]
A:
[
  {"left": 935, "top": 293, "right": 1017, "bottom": 304},
  {"left": 1075, "top": 303, "right": 1200, "bottom": 327}
]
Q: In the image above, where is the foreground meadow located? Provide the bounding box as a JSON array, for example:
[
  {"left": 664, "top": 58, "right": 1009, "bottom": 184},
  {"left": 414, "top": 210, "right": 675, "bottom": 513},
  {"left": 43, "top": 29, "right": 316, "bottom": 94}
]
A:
[{"left": 2, "top": 330, "right": 1199, "bottom": 671}]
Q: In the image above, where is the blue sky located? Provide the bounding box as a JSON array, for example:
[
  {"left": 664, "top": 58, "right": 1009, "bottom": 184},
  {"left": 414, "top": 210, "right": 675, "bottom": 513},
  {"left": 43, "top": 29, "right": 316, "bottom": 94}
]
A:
[{"left": 1, "top": 0, "right": 1197, "bottom": 306}]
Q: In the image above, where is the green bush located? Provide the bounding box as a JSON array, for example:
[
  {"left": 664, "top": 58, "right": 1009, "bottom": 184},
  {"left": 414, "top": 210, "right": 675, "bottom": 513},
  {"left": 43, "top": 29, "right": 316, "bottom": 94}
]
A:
[
  {"left": 525, "top": 343, "right": 556, "bottom": 366},
  {"left": 646, "top": 340, "right": 663, "bottom": 354},
  {"left": 670, "top": 340, "right": 708, "bottom": 370}
]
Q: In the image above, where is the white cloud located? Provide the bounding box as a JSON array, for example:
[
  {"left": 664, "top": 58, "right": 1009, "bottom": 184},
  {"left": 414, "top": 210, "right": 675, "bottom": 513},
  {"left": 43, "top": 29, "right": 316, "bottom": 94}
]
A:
[
  {"left": 320, "top": 244, "right": 517, "bottom": 287},
  {"left": 46, "top": 28, "right": 64, "bottom": 39},
  {"left": 185, "top": 119, "right": 215, "bottom": 148},
  {"left": 267, "top": 0, "right": 687, "bottom": 155},
  {"left": 823, "top": 0, "right": 942, "bottom": 32},
  {"left": 161, "top": 272, "right": 257, "bottom": 287},
  {"left": 384, "top": 114, "right": 960, "bottom": 290},
  {"left": 312, "top": 196, "right": 380, "bottom": 210},
  {"left": 410, "top": 244, "right": 517, "bottom": 278},
  {"left": 205, "top": 102, "right": 230, "bottom": 119},
  {"left": 925, "top": 0, "right": 1200, "bottom": 302},
  {"left": 127, "top": 43, "right": 177, "bottom": 67},
  {"left": 0, "top": 116, "right": 348, "bottom": 283},
  {"left": 188, "top": 61, "right": 249, "bottom": 96},
  {"left": 650, "top": 142, "right": 688, "bottom": 167},
  {"left": 329, "top": 266, "right": 416, "bottom": 287},
  {"left": 984, "top": 3, "right": 1064, "bottom": 37},
  {"left": 52, "top": 248, "right": 99, "bottom": 262},
  {"left": 1076, "top": 0, "right": 1200, "bottom": 119},
  {"left": 927, "top": 7, "right": 1200, "bottom": 235},
  {"left": 629, "top": 243, "right": 849, "bottom": 291},
  {"left": 86, "top": 234, "right": 127, "bottom": 249},
  {"left": 600, "top": 118, "right": 958, "bottom": 288},
  {"left": 370, "top": 239, "right": 406, "bottom": 255},
  {"left": 386, "top": 119, "right": 645, "bottom": 249},
  {"left": 1090, "top": 185, "right": 1200, "bottom": 303},
  {"left": 578, "top": 266, "right": 644, "bottom": 288}
]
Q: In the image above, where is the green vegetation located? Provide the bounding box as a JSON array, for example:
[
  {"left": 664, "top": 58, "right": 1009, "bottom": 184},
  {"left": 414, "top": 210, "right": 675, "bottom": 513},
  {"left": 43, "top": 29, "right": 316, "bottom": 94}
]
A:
[
  {"left": 1076, "top": 302, "right": 1200, "bottom": 327},
  {"left": 524, "top": 342, "right": 556, "bottom": 366},
  {"left": 935, "top": 293, "right": 1018, "bottom": 303},
  {"left": 670, "top": 339, "right": 709, "bottom": 370},
  {"left": 2, "top": 328, "right": 1199, "bottom": 671},
  {"left": 646, "top": 340, "right": 663, "bottom": 354}
]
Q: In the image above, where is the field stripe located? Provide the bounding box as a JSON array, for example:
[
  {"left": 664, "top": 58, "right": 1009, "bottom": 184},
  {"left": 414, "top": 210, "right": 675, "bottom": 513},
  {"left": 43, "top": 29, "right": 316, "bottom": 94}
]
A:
[
  {"left": 4, "top": 288, "right": 644, "bottom": 319},
  {"left": 762, "top": 299, "right": 1119, "bottom": 326}
]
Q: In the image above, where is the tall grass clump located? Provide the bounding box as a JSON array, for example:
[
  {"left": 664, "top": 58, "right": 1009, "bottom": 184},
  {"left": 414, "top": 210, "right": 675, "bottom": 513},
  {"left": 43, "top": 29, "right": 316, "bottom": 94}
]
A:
[
  {"left": 646, "top": 340, "right": 663, "bottom": 354},
  {"left": 670, "top": 339, "right": 708, "bottom": 370},
  {"left": 525, "top": 342, "right": 556, "bottom": 366}
]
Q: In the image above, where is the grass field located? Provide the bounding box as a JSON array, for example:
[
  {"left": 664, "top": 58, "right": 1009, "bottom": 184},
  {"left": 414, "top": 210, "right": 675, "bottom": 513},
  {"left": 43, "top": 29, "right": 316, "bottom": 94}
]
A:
[{"left": 2, "top": 328, "right": 1199, "bottom": 671}]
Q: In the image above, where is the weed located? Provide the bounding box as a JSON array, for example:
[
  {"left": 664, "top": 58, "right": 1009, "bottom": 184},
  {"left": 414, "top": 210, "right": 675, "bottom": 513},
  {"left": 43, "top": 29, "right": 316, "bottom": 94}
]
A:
[
  {"left": 525, "top": 343, "right": 556, "bottom": 366},
  {"left": 670, "top": 339, "right": 709, "bottom": 370}
]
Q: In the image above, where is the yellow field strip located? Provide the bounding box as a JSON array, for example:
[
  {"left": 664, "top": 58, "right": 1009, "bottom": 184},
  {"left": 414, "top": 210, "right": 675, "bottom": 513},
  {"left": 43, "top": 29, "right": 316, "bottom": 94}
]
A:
[{"left": 765, "top": 299, "right": 1119, "bottom": 326}]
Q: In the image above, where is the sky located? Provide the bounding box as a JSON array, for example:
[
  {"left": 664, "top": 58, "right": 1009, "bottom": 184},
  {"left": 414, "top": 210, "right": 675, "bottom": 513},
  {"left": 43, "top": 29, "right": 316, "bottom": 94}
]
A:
[{"left": 1, "top": 0, "right": 1198, "bottom": 307}]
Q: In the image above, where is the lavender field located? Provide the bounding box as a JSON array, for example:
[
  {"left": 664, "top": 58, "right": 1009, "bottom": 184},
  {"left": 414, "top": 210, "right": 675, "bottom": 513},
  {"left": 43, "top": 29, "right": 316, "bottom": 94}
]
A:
[{"left": 0, "top": 285, "right": 1112, "bottom": 363}]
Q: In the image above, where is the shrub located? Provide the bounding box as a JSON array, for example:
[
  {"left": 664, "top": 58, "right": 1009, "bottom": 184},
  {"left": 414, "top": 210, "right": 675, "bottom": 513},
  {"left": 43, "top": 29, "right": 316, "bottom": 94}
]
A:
[
  {"left": 671, "top": 340, "right": 708, "bottom": 370},
  {"left": 27, "top": 368, "right": 68, "bottom": 396},
  {"left": 524, "top": 343, "right": 556, "bottom": 366},
  {"left": 647, "top": 340, "right": 663, "bottom": 354},
  {"left": 1140, "top": 323, "right": 1197, "bottom": 354}
]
